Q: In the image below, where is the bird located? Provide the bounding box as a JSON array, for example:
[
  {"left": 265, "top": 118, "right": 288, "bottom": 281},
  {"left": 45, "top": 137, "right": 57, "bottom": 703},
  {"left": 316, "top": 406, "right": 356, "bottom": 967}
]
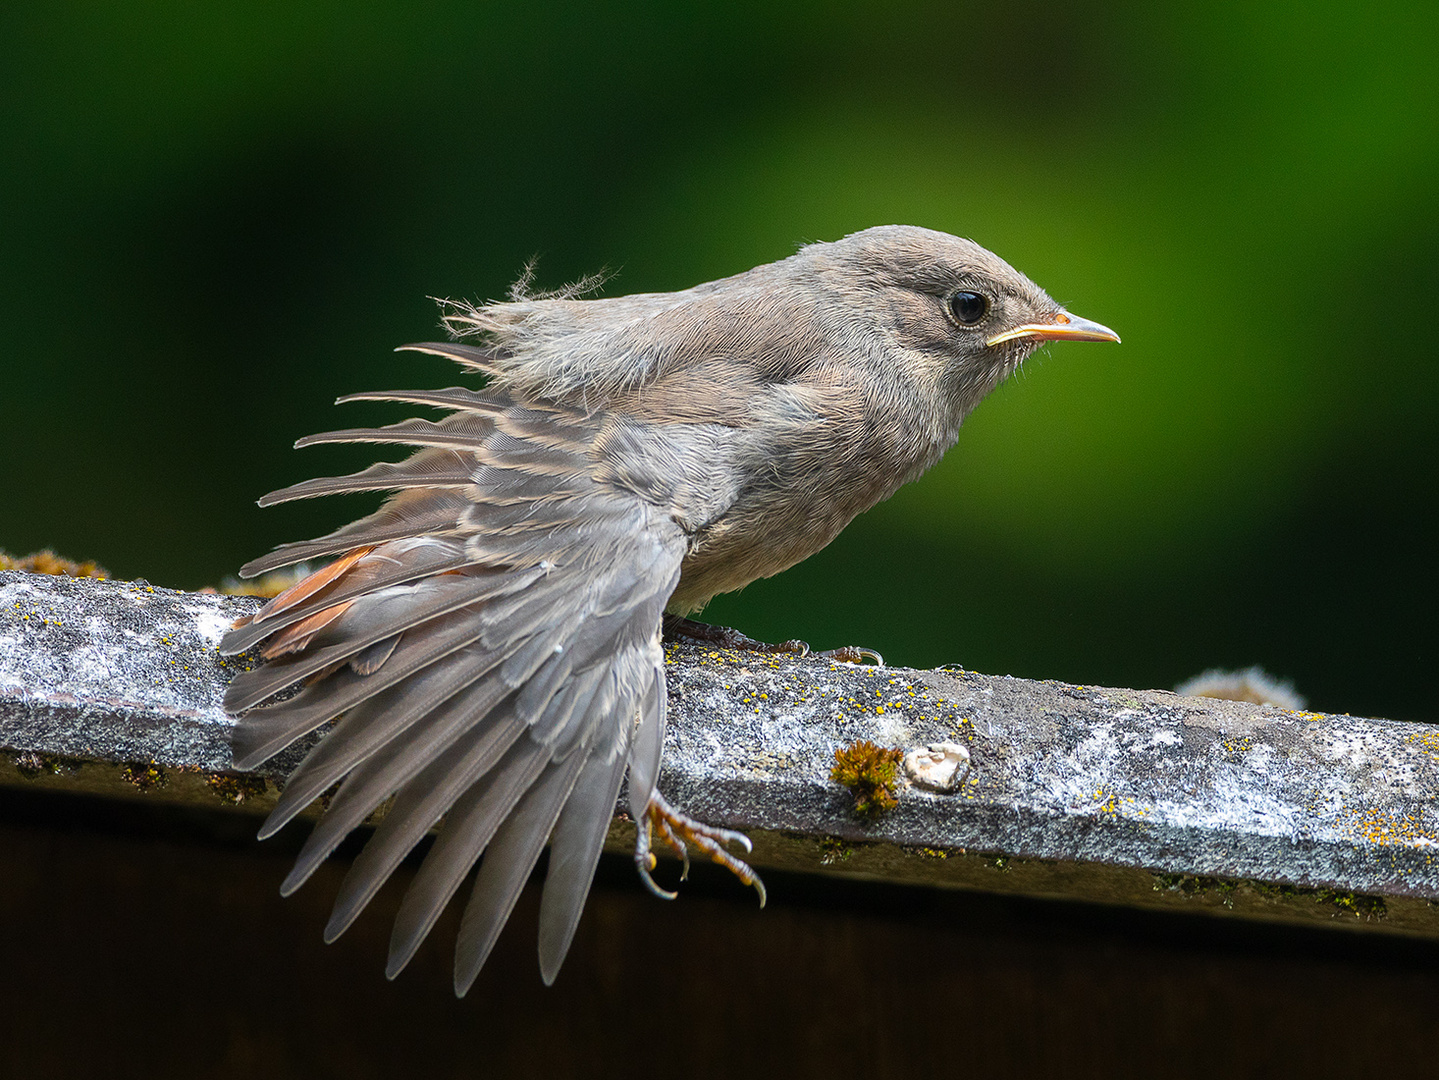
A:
[{"left": 219, "top": 224, "right": 1120, "bottom": 994}]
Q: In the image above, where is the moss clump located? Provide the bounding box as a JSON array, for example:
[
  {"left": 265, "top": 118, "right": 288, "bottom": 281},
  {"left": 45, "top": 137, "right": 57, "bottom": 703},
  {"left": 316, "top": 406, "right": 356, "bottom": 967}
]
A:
[
  {"left": 1157, "top": 874, "right": 1387, "bottom": 920},
  {"left": 905, "top": 846, "right": 949, "bottom": 860},
  {"left": 205, "top": 772, "right": 269, "bottom": 805},
  {"left": 1314, "top": 889, "right": 1387, "bottom": 920},
  {"left": 817, "top": 837, "right": 853, "bottom": 865},
  {"left": 0, "top": 549, "right": 108, "bottom": 579},
  {"left": 11, "top": 751, "right": 84, "bottom": 779},
  {"left": 1153, "top": 873, "right": 1239, "bottom": 906},
  {"left": 830, "top": 739, "right": 903, "bottom": 819},
  {"left": 119, "top": 761, "right": 166, "bottom": 792}
]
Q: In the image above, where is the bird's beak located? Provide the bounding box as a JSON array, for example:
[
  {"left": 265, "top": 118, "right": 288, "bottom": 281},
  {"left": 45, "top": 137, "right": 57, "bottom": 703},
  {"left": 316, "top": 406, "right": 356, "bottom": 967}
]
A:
[{"left": 986, "top": 311, "right": 1121, "bottom": 347}]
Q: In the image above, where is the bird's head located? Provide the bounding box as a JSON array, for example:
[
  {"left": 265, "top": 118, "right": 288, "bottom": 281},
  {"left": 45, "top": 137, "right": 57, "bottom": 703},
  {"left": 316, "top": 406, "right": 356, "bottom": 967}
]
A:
[{"left": 808, "top": 225, "right": 1120, "bottom": 409}]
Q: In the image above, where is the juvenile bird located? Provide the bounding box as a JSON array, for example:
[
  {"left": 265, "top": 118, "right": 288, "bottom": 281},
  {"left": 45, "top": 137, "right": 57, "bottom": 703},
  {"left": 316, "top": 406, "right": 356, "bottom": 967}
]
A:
[{"left": 220, "top": 225, "right": 1119, "bottom": 994}]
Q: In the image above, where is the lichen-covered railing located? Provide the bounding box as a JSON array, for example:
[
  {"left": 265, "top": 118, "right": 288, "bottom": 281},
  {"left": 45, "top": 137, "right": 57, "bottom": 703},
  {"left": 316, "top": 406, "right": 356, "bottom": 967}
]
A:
[{"left": 3, "top": 570, "right": 1436, "bottom": 935}]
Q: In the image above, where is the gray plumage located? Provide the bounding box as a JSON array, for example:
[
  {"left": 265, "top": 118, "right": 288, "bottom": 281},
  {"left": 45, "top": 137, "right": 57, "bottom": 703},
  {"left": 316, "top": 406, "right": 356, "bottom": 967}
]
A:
[{"left": 219, "top": 224, "right": 1118, "bottom": 994}]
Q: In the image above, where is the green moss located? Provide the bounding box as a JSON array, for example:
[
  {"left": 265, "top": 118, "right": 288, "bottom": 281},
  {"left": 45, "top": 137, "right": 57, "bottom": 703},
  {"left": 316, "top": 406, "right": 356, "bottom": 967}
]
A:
[
  {"left": 830, "top": 739, "right": 903, "bottom": 819},
  {"left": 1313, "top": 889, "right": 1388, "bottom": 920},
  {"left": 1153, "top": 873, "right": 1239, "bottom": 906},
  {"left": 1154, "top": 873, "right": 1387, "bottom": 920}
]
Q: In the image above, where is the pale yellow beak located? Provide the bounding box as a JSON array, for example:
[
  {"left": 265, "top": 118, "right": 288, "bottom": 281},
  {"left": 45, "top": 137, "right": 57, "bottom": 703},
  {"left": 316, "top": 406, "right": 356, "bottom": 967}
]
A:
[{"left": 986, "top": 311, "right": 1121, "bottom": 347}]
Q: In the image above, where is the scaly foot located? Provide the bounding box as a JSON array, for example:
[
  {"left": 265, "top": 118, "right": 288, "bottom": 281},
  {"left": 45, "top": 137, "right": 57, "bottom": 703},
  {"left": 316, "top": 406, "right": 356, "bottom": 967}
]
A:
[
  {"left": 662, "top": 614, "right": 883, "bottom": 666},
  {"left": 634, "top": 789, "right": 767, "bottom": 908}
]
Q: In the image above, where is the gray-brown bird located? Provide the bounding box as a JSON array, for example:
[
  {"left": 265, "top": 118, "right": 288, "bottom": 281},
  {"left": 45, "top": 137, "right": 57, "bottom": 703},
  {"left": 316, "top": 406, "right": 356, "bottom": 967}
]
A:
[{"left": 220, "top": 225, "right": 1119, "bottom": 994}]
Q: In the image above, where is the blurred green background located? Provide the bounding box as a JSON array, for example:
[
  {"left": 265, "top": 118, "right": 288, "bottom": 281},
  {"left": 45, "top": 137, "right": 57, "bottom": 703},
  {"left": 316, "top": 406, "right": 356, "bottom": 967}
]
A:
[{"left": 3, "top": 1, "right": 1434, "bottom": 722}]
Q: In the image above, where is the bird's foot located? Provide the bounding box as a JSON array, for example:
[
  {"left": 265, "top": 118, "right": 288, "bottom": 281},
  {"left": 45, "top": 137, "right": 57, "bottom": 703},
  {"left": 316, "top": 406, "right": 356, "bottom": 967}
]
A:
[
  {"left": 634, "top": 790, "right": 767, "bottom": 908},
  {"left": 662, "top": 614, "right": 882, "bottom": 666}
]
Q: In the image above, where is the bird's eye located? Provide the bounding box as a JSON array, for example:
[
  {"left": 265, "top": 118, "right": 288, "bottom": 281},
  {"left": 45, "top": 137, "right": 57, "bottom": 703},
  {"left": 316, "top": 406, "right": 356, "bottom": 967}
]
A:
[{"left": 947, "top": 291, "right": 988, "bottom": 326}]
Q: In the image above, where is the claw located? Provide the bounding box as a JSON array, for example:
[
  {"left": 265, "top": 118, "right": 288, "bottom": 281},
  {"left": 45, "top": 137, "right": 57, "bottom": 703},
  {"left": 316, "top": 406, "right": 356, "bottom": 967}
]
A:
[
  {"left": 637, "top": 862, "right": 680, "bottom": 902},
  {"left": 662, "top": 615, "right": 880, "bottom": 668},
  {"left": 633, "top": 790, "right": 767, "bottom": 908},
  {"left": 634, "top": 818, "right": 679, "bottom": 901},
  {"left": 815, "top": 645, "right": 884, "bottom": 666},
  {"left": 654, "top": 814, "right": 692, "bottom": 881}
]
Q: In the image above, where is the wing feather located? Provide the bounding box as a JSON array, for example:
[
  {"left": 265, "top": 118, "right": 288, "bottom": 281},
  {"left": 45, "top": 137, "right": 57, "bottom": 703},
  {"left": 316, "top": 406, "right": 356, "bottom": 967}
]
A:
[
  {"left": 224, "top": 570, "right": 543, "bottom": 716},
  {"left": 226, "top": 382, "right": 693, "bottom": 992},
  {"left": 536, "top": 681, "right": 641, "bottom": 984},
  {"left": 321, "top": 698, "right": 535, "bottom": 939},
  {"left": 452, "top": 749, "right": 591, "bottom": 996},
  {"left": 336, "top": 386, "right": 494, "bottom": 411},
  {"left": 394, "top": 340, "right": 505, "bottom": 371},
  {"left": 239, "top": 489, "right": 476, "bottom": 577},
  {"left": 383, "top": 739, "right": 551, "bottom": 979},
  {"left": 257, "top": 450, "right": 479, "bottom": 506},
  {"left": 223, "top": 538, "right": 474, "bottom": 654}
]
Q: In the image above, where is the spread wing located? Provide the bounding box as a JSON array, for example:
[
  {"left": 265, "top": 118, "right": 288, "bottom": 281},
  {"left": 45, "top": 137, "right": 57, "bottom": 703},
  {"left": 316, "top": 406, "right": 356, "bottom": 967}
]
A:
[{"left": 221, "top": 353, "right": 688, "bottom": 992}]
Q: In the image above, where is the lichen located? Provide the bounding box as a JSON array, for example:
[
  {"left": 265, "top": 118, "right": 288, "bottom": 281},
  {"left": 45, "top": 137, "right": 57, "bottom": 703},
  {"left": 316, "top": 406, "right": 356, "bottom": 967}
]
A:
[
  {"left": 905, "top": 846, "right": 949, "bottom": 860},
  {"left": 830, "top": 739, "right": 904, "bottom": 819}
]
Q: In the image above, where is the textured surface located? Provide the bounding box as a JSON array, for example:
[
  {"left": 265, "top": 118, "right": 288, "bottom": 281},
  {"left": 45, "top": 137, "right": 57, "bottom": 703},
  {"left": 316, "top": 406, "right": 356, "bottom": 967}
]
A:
[
  {"left": 4, "top": 569, "right": 1438, "bottom": 937},
  {"left": 1, "top": 573, "right": 261, "bottom": 770}
]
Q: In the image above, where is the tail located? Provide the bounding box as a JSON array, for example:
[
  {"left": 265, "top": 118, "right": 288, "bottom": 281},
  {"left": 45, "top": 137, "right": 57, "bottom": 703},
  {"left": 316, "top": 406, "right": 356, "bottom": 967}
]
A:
[{"left": 221, "top": 348, "right": 686, "bottom": 992}]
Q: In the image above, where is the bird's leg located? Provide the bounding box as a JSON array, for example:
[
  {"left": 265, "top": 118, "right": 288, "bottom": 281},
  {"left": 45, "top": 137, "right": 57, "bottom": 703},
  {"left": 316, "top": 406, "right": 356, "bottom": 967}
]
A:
[
  {"left": 634, "top": 789, "right": 767, "bottom": 908},
  {"left": 662, "top": 614, "right": 883, "bottom": 666}
]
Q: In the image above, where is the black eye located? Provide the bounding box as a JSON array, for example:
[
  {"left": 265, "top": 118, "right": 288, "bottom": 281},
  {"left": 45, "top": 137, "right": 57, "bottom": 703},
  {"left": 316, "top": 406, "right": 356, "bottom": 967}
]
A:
[{"left": 948, "top": 291, "right": 988, "bottom": 325}]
